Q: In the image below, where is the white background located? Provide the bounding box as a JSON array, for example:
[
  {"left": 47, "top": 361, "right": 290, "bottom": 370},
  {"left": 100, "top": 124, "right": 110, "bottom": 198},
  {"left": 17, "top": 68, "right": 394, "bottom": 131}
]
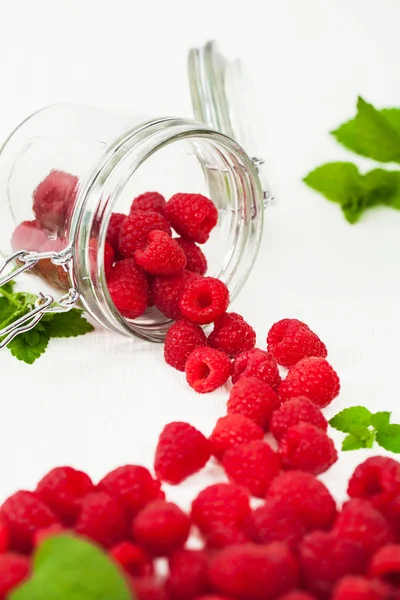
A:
[{"left": 0, "top": 0, "right": 399, "bottom": 509}]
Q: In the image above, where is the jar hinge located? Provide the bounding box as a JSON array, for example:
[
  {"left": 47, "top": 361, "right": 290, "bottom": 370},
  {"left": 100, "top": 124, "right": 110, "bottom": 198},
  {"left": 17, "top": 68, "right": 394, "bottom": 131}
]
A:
[{"left": 0, "top": 248, "right": 79, "bottom": 347}]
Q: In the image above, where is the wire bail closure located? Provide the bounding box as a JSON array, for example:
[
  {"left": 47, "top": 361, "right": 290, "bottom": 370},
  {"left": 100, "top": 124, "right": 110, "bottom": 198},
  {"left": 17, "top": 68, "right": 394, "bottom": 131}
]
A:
[{"left": 0, "top": 248, "right": 79, "bottom": 347}]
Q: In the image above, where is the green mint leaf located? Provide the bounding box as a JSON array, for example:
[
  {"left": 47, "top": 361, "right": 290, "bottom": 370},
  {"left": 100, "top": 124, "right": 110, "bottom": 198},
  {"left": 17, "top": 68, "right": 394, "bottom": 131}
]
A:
[
  {"left": 14, "top": 292, "right": 40, "bottom": 308},
  {"left": 342, "top": 434, "right": 367, "bottom": 451},
  {"left": 43, "top": 309, "right": 94, "bottom": 338},
  {"left": 7, "top": 329, "right": 50, "bottom": 364},
  {"left": 0, "top": 298, "right": 18, "bottom": 324},
  {"left": 371, "top": 411, "right": 391, "bottom": 431},
  {"left": 329, "top": 406, "right": 372, "bottom": 433},
  {"left": 376, "top": 424, "right": 400, "bottom": 453},
  {"left": 332, "top": 97, "right": 400, "bottom": 163},
  {"left": 304, "top": 162, "right": 361, "bottom": 205},
  {"left": 10, "top": 535, "right": 132, "bottom": 600},
  {"left": 1, "top": 280, "right": 16, "bottom": 294}
]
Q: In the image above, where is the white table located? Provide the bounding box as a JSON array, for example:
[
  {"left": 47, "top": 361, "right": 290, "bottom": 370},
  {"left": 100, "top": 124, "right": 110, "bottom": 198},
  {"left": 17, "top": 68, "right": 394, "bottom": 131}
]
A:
[{"left": 0, "top": 0, "right": 399, "bottom": 509}]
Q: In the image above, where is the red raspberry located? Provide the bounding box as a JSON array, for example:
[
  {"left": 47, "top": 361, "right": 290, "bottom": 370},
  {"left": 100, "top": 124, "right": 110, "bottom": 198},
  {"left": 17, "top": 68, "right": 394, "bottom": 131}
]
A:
[
  {"left": 208, "top": 313, "right": 256, "bottom": 358},
  {"left": 166, "top": 549, "right": 209, "bottom": 600},
  {"left": 164, "top": 320, "right": 207, "bottom": 372},
  {"left": 130, "top": 576, "right": 169, "bottom": 600},
  {"left": 179, "top": 278, "right": 229, "bottom": 325},
  {"left": 279, "top": 422, "right": 338, "bottom": 475},
  {"left": 299, "top": 531, "right": 369, "bottom": 597},
  {"left": 278, "top": 593, "right": 318, "bottom": 600},
  {"left": 267, "top": 318, "right": 327, "bottom": 367},
  {"left": 231, "top": 349, "right": 281, "bottom": 389},
  {"left": 38, "top": 238, "right": 70, "bottom": 290},
  {"left": 334, "top": 499, "right": 393, "bottom": 555},
  {"left": 369, "top": 544, "right": 400, "bottom": 583},
  {"left": 185, "top": 347, "right": 231, "bottom": 393},
  {"left": 11, "top": 220, "right": 48, "bottom": 252},
  {"left": 209, "top": 414, "right": 264, "bottom": 460},
  {"left": 0, "top": 491, "right": 58, "bottom": 553},
  {"left": 191, "top": 483, "right": 251, "bottom": 534},
  {"left": 118, "top": 211, "right": 171, "bottom": 257},
  {"left": 88, "top": 238, "right": 115, "bottom": 278},
  {"left": 134, "top": 231, "right": 186, "bottom": 276},
  {"left": 347, "top": 456, "right": 400, "bottom": 513},
  {"left": 152, "top": 270, "right": 200, "bottom": 320},
  {"left": 279, "top": 357, "right": 340, "bottom": 408},
  {"left": 208, "top": 542, "right": 299, "bottom": 600},
  {"left": 195, "top": 597, "right": 235, "bottom": 600},
  {"left": 106, "top": 212, "right": 126, "bottom": 254},
  {"left": 0, "top": 524, "right": 9, "bottom": 554},
  {"left": 154, "top": 422, "right": 211, "bottom": 484},
  {"left": 266, "top": 471, "right": 337, "bottom": 530},
  {"left": 131, "top": 192, "right": 166, "bottom": 215},
  {"left": 0, "top": 553, "right": 30, "bottom": 599},
  {"left": 245, "top": 499, "right": 306, "bottom": 548},
  {"left": 98, "top": 465, "right": 164, "bottom": 517},
  {"left": 35, "top": 466, "right": 94, "bottom": 525},
  {"left": 132, "top": 500, "right": 191, "bottom": 556},
  {"left": 107, "top": 258, "right": 149, "bottom": 318},
  {"left": 74, "top": 492, "right": 128, "bottom": 548},
  {"left": 110, "top": 541, "right": 153, "bottom": 577},
  {"left": 222, "top": 441, "right": 281, "bottom": 498},
  {"left": 270, "top": 397, "right": 328, "bottom": 441},
  {"left": 205, "top": 525, "right": 250, "bottom": 549},
  {"left": 33, "top": 169, "right": 78, "bottom": 232},
  {"left": 164, "top": 193, "right": 218, "bottom": 244},
  {"left": 227, "top": 377, "right": 280, "bottom": 430},
  {"left": 332, "top": 576, "right": 392, "bottom": 600},
  {"left": 175, "top": 238, "right": 207, "bottom": 275}
]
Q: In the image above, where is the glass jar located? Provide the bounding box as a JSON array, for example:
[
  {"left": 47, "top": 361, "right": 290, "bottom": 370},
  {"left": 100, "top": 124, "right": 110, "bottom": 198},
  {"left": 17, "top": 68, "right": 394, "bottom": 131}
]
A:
[{"left": 0, "top": 41, "right": 269, "bottom": 343}]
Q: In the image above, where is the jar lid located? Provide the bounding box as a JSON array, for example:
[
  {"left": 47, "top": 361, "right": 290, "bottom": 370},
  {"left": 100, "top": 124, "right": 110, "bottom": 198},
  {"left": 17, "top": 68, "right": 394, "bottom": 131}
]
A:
[{"left": 188, "top": 40, "right": 271, "bottom": 202}]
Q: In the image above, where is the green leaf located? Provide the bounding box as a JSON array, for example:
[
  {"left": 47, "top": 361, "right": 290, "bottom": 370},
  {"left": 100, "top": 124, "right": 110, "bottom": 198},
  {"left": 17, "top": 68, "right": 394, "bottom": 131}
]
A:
[
  {"left": 304, "top": 162, "right": 361, "bottom": 204},
  {"left": 1, "top": 280, "right": 15, "bottom": 294},
  {"left": 43, "top": 309, "right": 94, "bottom": 338},
  {"left": 332, "top": 97, "right": 400, "bottom": 163},
  {"left": 371, "top": 411, "right": 391, "bottom": 431},
  {"left": 376, "top": 424, "right": 400, "bottom": 453},
  {"left": 10, "top": 535, "right": 132, "bottom": 600},
  {"left": 342, "top": 433, "right": 367, "bottom": 451},
  {"left": 329, "top": 406, "right": 372, "bottom": 433},
  {"left": 0, "top": 298, "right": 18, "bottom": 324},
  {"left": 7, "top": 329, "right": 50, "bottom": 364}
]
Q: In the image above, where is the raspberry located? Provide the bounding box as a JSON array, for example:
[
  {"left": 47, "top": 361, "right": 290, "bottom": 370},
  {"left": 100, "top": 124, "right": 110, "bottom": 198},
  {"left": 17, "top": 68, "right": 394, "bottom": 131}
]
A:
[
  {"left": 132, "top": 500, "right": 191, "bottom": 556},
  {"left": 165, "top": 549, "right": 209, "bottom": 600},
  {"left": 266, "top": 471, "right": 337, "bottom": 530},
  {"left": 110, "top": 541, "right": 153, "bottom": 577},
  {"left": 369, "top": 544, "right": 400, "bottom": 584},
  {"left": 279, "top": 422, "right": 338, "bottom": 475},
  {"left": 279, "top": 357, "right": 340, "bottom": 408},
  {"left": 175, "top": 238, "right": 207, "bottom": 275},
  {"left": 267, "top": 318, "right": 327, "bottom": 367},
  {"left": 245, "top": 499, "right": 306, "bottom": 547},
  {"left": 278, "top": 593, "right": 318, "bottom": 600},
  {"left": 98, "top": 465, "right": 164, "bottom": 517},
  {"left": 38, "top": 238, "right": 70, "bottom": 290},
  {"left": 33, "top": 169, "right": 78, "bottom": 232},
  {"left": 134, "top": 231, "right": 186, "bottom": 276},
  {"left": 164, "top": 320, "right": 207, "bottom": 372},
  {"left": 231, "top": 349, "right": 281, "bottom": 389},
  {"left": 194, "top": 597, "right": 235, "bottom": 600},
  {"left": 0, "top": 491, "right": 58, "bottom": 553},
  {"left": 332, "top": 576, "right": 392, "bottom": 600},
  {"left": 334, "top": 499, "right": 393, "bottom": 555},
  {"left": 0, "top": 524, "right": 9, "bottom": 554},
  {"left": 208, "top": 542, "right": 299, "bottom": 600},
  {"left": 270, "top": 397, "right": 328, "bottom": 441},
  {"left": 209, "top": 414, "right": 264, "bottom": 460},
  {"left": 155, "top": 422, "right": 211, "bottom": 484},
  {"left": 74, "top": 492, "right": 128, "bottom": 548},
  {"left": 179, "top": 278, "right": 229, "bottom": 325},
  {"left": 88, "top": 238, "right": 115, "bottom": 278},
  {"left": 227, "top": 377, "right": 280, "bottom": 430},
  {"left": 164, "top": 193, "right": 218, "bottom": 244},
  {"left": 299, "top": 531, "right": 369, "bottom": 596},
  {"left": 347, "top": 456, "right": 400, "bottom": 512},
  {"left": 0, "top": 553, "right": 30, "bottom": 599},
  {"left": 185, "top": 347, "right": 231, "bottom": 393},
  {"left": 222, "top": 441, "right": 281, "bottom": 498},
  {"left": 35, "top": 466, "right": 94, "bottom": 525},
  {"left": 107, "top": 258, "right": 149, "bottom": 318},
  {"left": 208, "top": 313, "right": 256, "bottom": 358},
  {"left": 118, "top": 211, "right": 171, "bottom": 257},
  {"left": 106, "top": 212, "right": 126, "bottom": 254},
  {"left": 191, "top": 483, "right": 251, "bottom": 534},
  {"left": 205, "top": 525, "right": 250, "bottom": 549},
  {"left": 152, "top": 270, "right": 200, "bottom": 320},
  {"left": 131, "top": 192, "right": 166, "bottom": 215},
  {"left": 11, "top": 220, "right": 48, "bottom": 252},
  {"left": 130, "top": 576, "right": 169, "bottom": 600}
]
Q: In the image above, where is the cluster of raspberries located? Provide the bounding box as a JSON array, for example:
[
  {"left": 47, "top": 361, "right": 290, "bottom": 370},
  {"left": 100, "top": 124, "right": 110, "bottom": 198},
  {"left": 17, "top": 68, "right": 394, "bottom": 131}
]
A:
[{"left": 1, "top": 456, "right": 400, "bottom": 600}]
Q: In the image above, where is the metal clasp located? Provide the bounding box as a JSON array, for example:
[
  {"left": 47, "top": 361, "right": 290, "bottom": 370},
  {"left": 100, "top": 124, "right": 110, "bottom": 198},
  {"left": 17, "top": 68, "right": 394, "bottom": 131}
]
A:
[
  {"left": 0, "top": 247, "right": 80, "bottom": 347},
  {"left": 251, "top": 157, "right": 274, "bottom": 208}
]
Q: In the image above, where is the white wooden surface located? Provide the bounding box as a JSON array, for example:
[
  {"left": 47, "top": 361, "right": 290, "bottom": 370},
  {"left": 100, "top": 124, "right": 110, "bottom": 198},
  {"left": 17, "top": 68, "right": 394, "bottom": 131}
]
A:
[{"left": 0, "top": 0, "right": 399, "bottom": 509}]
